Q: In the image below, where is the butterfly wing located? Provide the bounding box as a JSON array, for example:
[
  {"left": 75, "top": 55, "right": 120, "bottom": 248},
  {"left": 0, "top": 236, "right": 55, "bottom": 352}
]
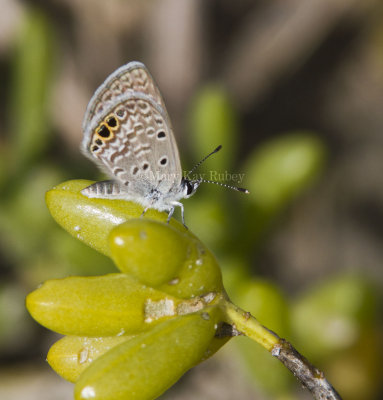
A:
[
  {"left": 81, "top": 62, "right": 182, "bottom": 201},
  {"left": 82, "top": 62, "right": 168, "bottom": 137}
]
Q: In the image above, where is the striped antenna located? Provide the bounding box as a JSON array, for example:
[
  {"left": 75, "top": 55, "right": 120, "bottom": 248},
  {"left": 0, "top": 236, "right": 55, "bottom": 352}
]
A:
[
  {"left": 186, "top": 145, "right": 249, "bottom": 194},
  {"left": 201, "top": 179, "right": 249, "bottom": 194},
  {"left": 186, "top": 145, "right": 222, "bottom": 178}
]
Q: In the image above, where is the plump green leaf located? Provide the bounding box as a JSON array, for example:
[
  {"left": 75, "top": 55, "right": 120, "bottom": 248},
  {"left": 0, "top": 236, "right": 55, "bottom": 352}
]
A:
[
  {"left": 48, "top": 335, "right": 133, "bottom": 383},
  {"left": 109, "top": 220, "right": 190, "bottom": 287},
  {"left": 75, "top": 312, "right": 219, "bottom": 400},
  {"left": 46, "top": 180, "right": 179, "bottom": 256},
  {"left": 26, "top": 273, "right": 184, "bottom": 336},
  {"left": 110, "top": 220, "right": 224, "bottom": 298}
]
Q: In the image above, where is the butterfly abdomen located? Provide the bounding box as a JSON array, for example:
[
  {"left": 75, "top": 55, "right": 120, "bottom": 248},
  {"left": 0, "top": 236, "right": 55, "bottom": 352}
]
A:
[{"left": 81, "top": 180, "right": 124, "bottom": 198}]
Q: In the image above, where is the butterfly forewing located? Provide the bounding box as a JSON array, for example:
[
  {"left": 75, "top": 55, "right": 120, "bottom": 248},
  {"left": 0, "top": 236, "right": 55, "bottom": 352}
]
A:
[
  {"left": 81, "top": 62, "right": 182, "bottom": 198},
  {"left": 82, "top": 62, "right": 166, "bottom": 132}
]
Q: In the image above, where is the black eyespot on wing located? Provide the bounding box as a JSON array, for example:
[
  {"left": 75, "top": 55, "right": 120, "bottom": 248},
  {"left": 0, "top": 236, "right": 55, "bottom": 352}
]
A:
[
  {"left": 160, "top": 157, "right": 167, "bottom": 165},
  {"left": 106, "top": 116, "right": 117, "bottom": 128},
  {"left": 91, "top": 145, "right": 99, "bottom": 152},
  {"left": 95, "top": 139, "right": 103, "bottom": 146},
  {"left": 97, "top": 125, "right": 110, "bottom": 138},
  {"left": 157, "top": 131, "right": 166, "bottom": 139},
  {"left": 143, "top": 163, "right": 149, "bottom": 170},
  {"left": 132, "top": 166, "right": 139, "bottom": 175}
]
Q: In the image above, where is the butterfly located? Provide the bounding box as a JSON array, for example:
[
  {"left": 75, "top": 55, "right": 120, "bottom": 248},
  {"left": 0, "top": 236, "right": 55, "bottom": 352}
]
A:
[{"left": 81, "top": 61, "right": 248, "bottom": 227}]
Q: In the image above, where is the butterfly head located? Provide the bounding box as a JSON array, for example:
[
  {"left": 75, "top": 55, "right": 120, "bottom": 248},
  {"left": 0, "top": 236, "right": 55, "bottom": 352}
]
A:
[
  {"left": 181, "top": 178, "right": 201, "bottom": 199},
  {"left": 181, "top": 144, "right": 249, "bottom": 200}
]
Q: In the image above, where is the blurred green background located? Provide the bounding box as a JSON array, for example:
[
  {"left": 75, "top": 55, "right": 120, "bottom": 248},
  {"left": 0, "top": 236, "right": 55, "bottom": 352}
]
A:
[{"left": 0, "top": 1, "right": 382, "bottom": 399}]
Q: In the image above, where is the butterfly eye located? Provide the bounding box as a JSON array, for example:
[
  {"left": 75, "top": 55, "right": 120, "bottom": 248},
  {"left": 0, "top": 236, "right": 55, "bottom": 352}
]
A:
[{"left": 186, "top": 181, "right": 195, "bottom": 196}]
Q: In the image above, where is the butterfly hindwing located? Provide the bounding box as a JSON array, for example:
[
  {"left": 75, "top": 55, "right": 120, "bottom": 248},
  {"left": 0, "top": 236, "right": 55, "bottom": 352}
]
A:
[{"left": 81, "top": 62, "right": 182, "bottom": 200}]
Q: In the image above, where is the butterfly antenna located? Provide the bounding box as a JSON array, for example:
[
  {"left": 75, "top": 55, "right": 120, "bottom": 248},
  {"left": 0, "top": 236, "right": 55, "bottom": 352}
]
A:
[
  {"left": 201, "top": 179, "right": 249, "bottom": 194},
  {"left": 186, "top": 145, "right": 222, "bottom": 178}
]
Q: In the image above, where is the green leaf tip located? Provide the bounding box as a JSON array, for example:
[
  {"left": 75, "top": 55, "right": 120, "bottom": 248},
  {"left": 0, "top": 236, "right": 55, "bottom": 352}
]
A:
[
  {"left": 74, "top": 313, "right": 220, "bottom": 400},
  {"left": 45, "top": 179, "right": 184, "bottom": 256},
  {"left": 26, "top": 273, "right": 188, "bottom": 337},
  {"left": 110, "top": 220, "right": 224, "bottom": 297}
]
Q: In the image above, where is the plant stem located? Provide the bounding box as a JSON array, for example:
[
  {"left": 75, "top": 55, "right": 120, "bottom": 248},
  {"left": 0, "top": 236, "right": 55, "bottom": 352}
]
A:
[
  {"left": 220, "top": 299, "right": 342, "bottom": 400},
  {"left": 221, "top": 299, "right": 280, "bottom": 351}
]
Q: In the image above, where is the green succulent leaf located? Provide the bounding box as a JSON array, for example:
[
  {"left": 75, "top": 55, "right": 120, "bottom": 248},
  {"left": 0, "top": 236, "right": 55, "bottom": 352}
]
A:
[
  {"left": 75, "top": 312, "right": 220, "bottom": 400},
  {"left": 26, "top": 273, "right": 185, "bottom": 336},
  {"left": 110, "top": 220, "right": 224, "bottom": 298},
  {"left": 47, "top": 335, "right": 134, "bottom": 383},
  {"left": 45, "top": 180, "right": 183, "bottom": 256},
  {"left": 109, "top": 220, "right": 190, "bottom": 286}
]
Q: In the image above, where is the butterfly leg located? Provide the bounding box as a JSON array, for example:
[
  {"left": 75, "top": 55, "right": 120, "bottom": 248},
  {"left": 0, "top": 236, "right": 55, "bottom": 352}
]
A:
[
  {"left": 141, "top": 207, "right": 149, "bottom": 218},
  {"left": 169, "top": 202, "right": 187, "bottom": 229},
  {"left": 166, "top": 206, "right": 175, "bottom": 224}
]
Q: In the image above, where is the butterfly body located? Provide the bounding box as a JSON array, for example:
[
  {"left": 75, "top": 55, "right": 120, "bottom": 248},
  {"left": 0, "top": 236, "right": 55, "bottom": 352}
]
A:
[{"left": 81, "top": 62, "right": 200, "bottom": 225}]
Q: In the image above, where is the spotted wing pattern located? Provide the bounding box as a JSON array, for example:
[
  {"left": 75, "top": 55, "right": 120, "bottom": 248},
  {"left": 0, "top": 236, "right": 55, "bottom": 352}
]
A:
[{"left": 81, "top": 62, "right": 182, "bottom": 200}]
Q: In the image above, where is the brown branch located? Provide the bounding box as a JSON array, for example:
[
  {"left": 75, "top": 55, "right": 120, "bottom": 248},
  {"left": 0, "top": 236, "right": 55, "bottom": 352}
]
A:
[
  {"left": 222, "top": 299, "right": 342, "bottom": 399},
  {"left": 271, "top": 339, "right": 342, "bottom": 400}
]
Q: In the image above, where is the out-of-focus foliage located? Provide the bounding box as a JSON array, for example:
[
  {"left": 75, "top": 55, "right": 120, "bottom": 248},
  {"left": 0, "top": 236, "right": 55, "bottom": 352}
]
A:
[
  {"left": 9, "top": 9, "right": 54, "bottom": 172},
  {"left": 291, "top": 275, "right": 381, "bottom": 400},
  {"left": 0, "top": 8, "right": 115, "bottom": 357},
  {"left": 188, "top": 88, "right": 382, "bottom": 399},
  {"left": 245, "top": 134, "right": 325, "bottom": 213},
  {"left": 229, "top": 279, "right": 292, "bottom": 396},
  {"left": 189, "top": 85, "right": 238, "bottom": 172}
]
